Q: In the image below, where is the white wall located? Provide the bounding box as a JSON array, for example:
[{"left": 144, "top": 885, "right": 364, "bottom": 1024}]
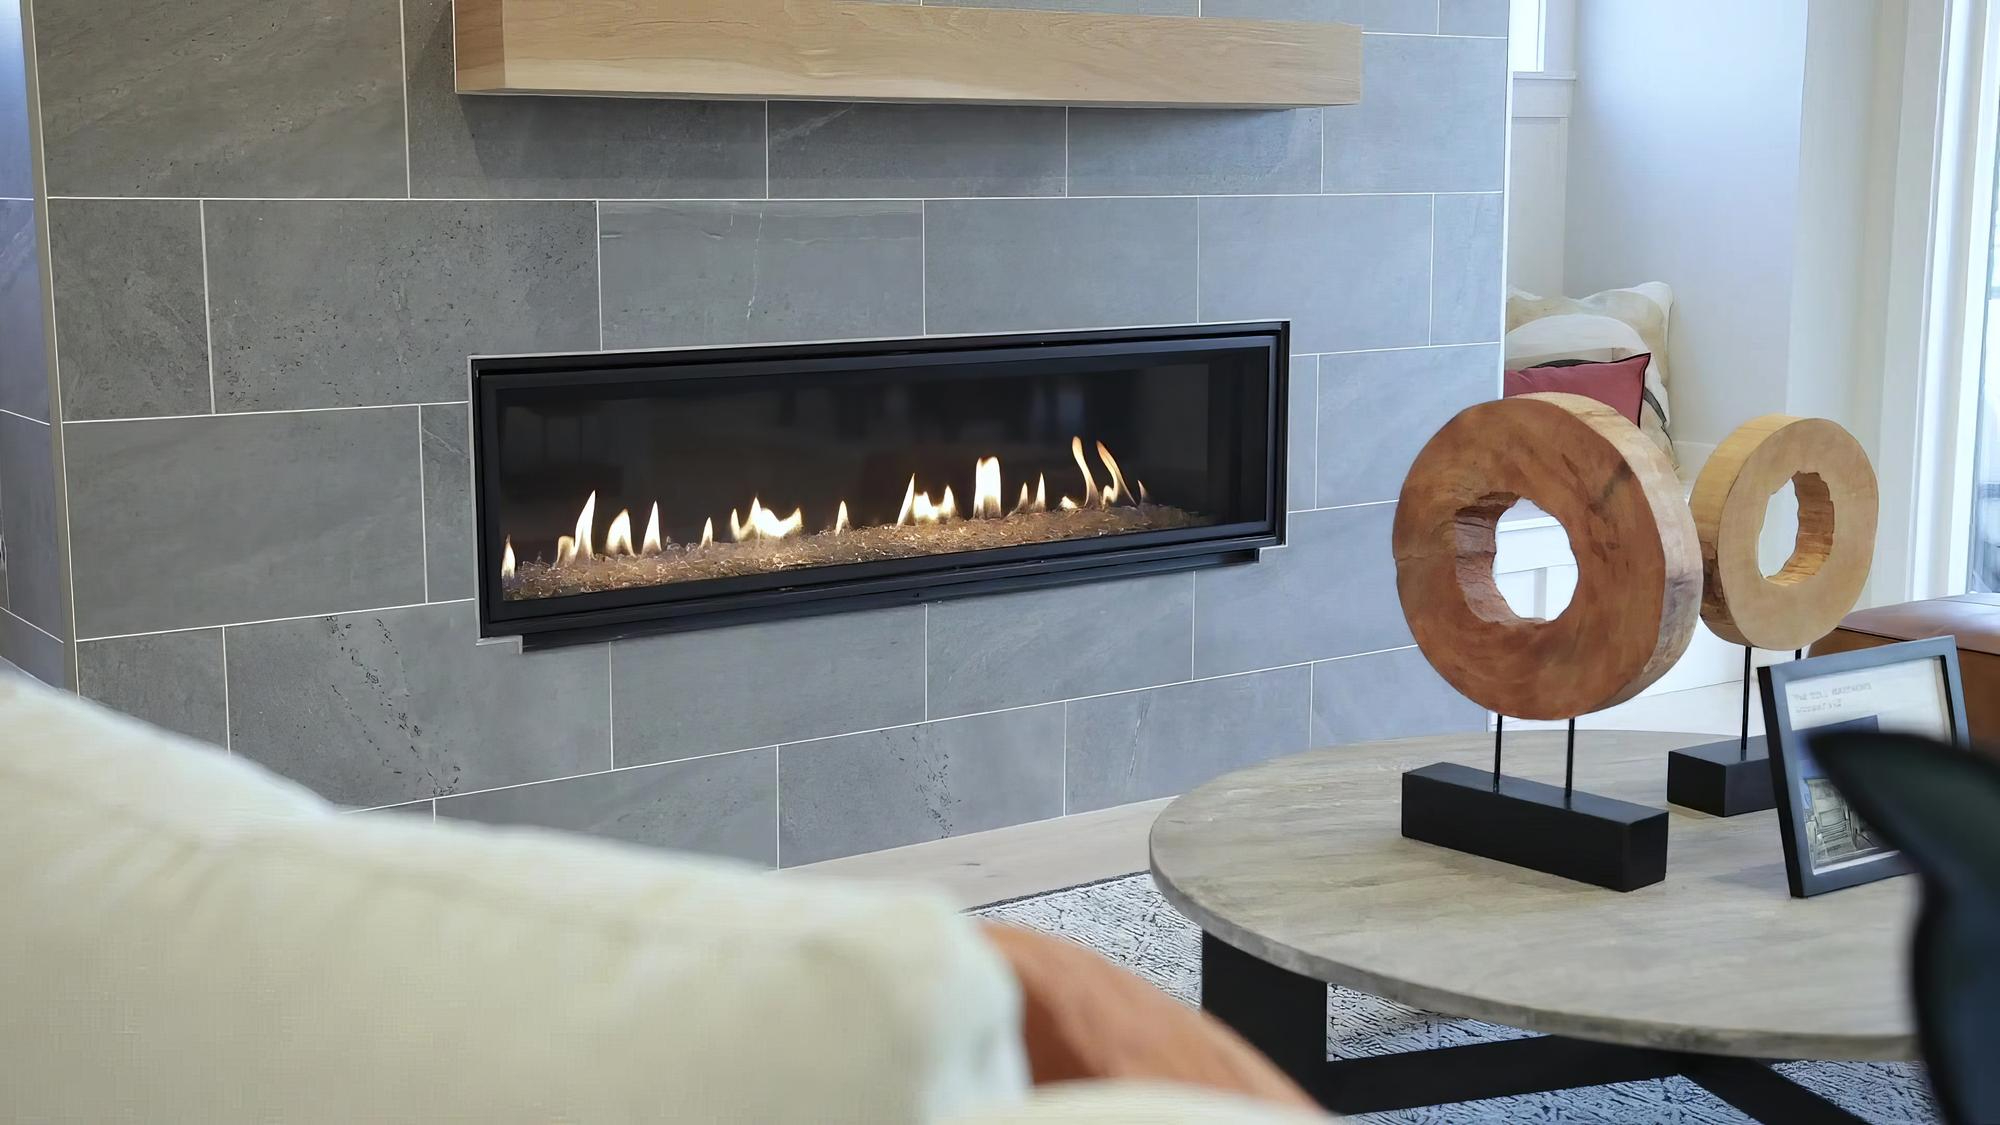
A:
[{"left": 1563, "top": 0, "right": 1811, "bottom": 449}]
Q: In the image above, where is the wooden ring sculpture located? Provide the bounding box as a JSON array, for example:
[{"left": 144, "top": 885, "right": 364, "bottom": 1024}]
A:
[
  {"left": 1692, "top": 415, "right": 1878, "bottom": 651},
  {"left": 1393, "top": 393, "right": 1702, "bottom": 720}
]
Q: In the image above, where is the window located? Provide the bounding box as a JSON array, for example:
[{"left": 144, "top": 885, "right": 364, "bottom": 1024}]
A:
[
  {"left": 1510, "top": 0, "right": 1546, "bottom": 73},
  {"left": 1969, "top": 167, "right": 2000, "bottom": 591}
]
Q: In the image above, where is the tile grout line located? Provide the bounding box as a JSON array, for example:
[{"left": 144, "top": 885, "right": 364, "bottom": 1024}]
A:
[
  {"left": 772, "top": 744, "right": 782, "bottom": 869},
  {"left": 0, "top": 407, "right": 50, "bottom": 426},
  {"left": 43, "top": 191, "right": 1507, "bottom": 204},
  {"left": 594, "top": 201, "right": 605, "bottom": 350},
  {"left": 199, "top": 201, "right": 216, "bottom": 413},
  {"left": 606, "top": 645, "right": 616, "bottom": 769},
  {"left": 65, "top": 401, "right": 470, "bottom": 425},
  {"left": 1059, "top": 703, "right": 1069, "bottom": 817},
  {"left": 919, "top": 200, "right": 927, "bottom": 335},
  {"left": 763, "top": 101, "right": 771, "bottom": 200},
  {"left": 422, "top": 649, "right": 1424, "bottom": 807},
  {"left": 4, "top": 608, "right": 64, "bottom": 645},
  {"left": 75, "top": 598, "right": 474, "bottom": 644},
  {"left": 415, "top": 410, "right": 430, "bottom": 602},
  {"left": 398, "top": 0, "right": 413, "bottom": 199},
  {"left": 219, "top": 627, "right": 232, "bottom": 754},
  {"left": 1426, "top": 194, "right": 1437, "bottom": 345},
  {"left": 1309, "top": 357, "right": 1322, "bottom": 508},
  {"left": 921, "top": 603, "right": 930, "bottom": 720}
]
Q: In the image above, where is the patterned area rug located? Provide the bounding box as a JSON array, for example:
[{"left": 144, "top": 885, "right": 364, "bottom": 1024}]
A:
[{"left": 976, "top": 874, "right": 1939, "bottom": 1124}]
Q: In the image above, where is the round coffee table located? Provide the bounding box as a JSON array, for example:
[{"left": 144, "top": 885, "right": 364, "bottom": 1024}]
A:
[{"left": 1149, "top": 730, "right": 1919, "bottom": 1123}]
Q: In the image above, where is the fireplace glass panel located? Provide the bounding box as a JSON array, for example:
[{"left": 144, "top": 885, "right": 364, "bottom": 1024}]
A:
[{"left": 475, "top": 328, "right": 1284, "bottom": 641}]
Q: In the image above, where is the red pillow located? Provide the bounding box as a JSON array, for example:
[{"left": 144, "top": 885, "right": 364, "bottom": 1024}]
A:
[{"left": 1503, "top": 353, "right": 1650, "bottom": 425}]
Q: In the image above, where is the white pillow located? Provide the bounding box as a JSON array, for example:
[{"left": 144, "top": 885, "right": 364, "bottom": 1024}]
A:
[
  {"left": 1506, "top": 283, "right": 1677, "bottom": 462},
  {"left": 0, "top": 678, "right": 1028, "bottom": 1123}
]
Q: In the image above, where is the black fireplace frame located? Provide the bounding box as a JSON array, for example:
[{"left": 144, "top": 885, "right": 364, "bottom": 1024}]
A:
[{"left": 471, "top": 323, "right": 1289, "bottom": 648}]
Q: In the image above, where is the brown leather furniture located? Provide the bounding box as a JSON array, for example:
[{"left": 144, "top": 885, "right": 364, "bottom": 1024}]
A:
[{"left": 1811, "top": 593, "right": 2000, "bottom": 746}]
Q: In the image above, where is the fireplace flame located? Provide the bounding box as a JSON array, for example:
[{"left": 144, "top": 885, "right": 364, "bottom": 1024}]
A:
[
  {"left": 606, "top": 509, "right": 636, "bottom": 557},
  {"left": 1071, "top": 437, "right": 1099, "bottom": 509},
  {"left": 1095, "top": 441, "right": 1131, "bottom": 505},
  {"left": 900, "top": 475, "right": 958, "bottom": 526},
  {"left": 573, "top": 492, "right": 598, "bottom": 560},
  {"left": 973, "top": 457, "right": 1004, "bottom": 519},
  {"left": 730, "top": 498, "right": 805, "bottom": 542},
  {"left": 642, "top": 502, "right": 664, "bottom": 555},
  {"left": 504, "top": 440, "right": 1155, "bottom": 581}
]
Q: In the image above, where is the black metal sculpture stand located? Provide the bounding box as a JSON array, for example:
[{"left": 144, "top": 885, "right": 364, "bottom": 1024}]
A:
[
  {"left": 1401, "top": 717, "right": 1668, "bottom": 892},
  {"left": 1664, "top": 646, "right": 1801, "bottom": 817}
]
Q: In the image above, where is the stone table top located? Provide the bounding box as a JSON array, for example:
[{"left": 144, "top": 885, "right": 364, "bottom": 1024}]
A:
[{"left": 1148, "top": 730, "right": 1919, "bottom": 1061}]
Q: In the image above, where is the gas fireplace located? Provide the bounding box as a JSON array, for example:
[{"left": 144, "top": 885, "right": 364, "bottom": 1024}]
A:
[{"left": 473, "top": 324, "right": 1288, "bottom": 646}]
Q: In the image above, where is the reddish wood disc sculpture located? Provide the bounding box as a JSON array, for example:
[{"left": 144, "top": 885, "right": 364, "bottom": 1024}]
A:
[{"left": 1392, "top": 393, "right": 1703, "bottom": 721}]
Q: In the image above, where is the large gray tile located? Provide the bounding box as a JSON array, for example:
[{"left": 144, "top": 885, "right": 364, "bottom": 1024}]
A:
[
  {"left": 601, "top": 201, "right": 923, "bottom": 349},
  {"left": 65, "top": 409, "right": 425, "bottom": 637},
  {"left": 1322, "top": 34, "right": 1507, "bottom": 193},
  {"left": 1202, "top": 0, "right": 1436, "bottom": 33},
  {"left": 1438, "top": 0, "right": 1509, "bottom": 36},
  {"left": 779, "top": 705, "right": 1063, "bottom": 865},
  {"left": 32, "top": 0, "right": 405, "bottom": 197},
  {"left": 770, "top": 102, "right": 1065, "bottom": 199},
  {"left": 1431, "top": 192, "right": 1505, "bottom": 345},
  {"left": 0, "top": 6, "right": 31, "bottom": 199},
  {"left": 0, "top": 198, "right": 48, "bottom": 423},
  {"left": 1287, "top": 355, "right": 1318, "bottom": 513},
  {"left": 612, "top": 607, "right": 926, "bottom": 767},
  {"left": 0, "top": 410, "right": 61, "bottom": 633},
  {"left": 1315, "top": 344, "right": 1495, "bottom": 507},
  {"left": 1311, "top": 646, "right": 1485, "bottom": 746},
  {"left": 1067, "top": 109, "right": 1321, "bottom": 196},
  {"left": 925, "top": 198, "right": 1196, "bottom": 335},
  {"left": 76, "top": 629, "right": 227, "bottom": 745},
  {"left": 207, "top": 201, "right": 598, "bottom": 411},
  {"left": 1065, "top": 665, "right": 1310, "bottom": 812},
  {"left": 440, "top": 750, "right": 777, "bottom": 866},
  {"left": 421, "top": 404, "right": 472, "bottom": 601},
  {"left": 229, "top": 601, "right": 610, "bottom": 808},
  {"left": 0, "top": 608, "right": 67, "bottom": 689},
  {"left": 1199, "top": 194, "right": 1430, "bottom": 354},
  {"left": 927, "top": 572, "right": 1192, "bottom": 718},
  {"left": 49, "top": 200, "right": 209, "bottom": 421},
  {"left": 403, "top": 0, "right": 764, "bottom": 199},
  {"left": 1193, "top": 503, "right": 1409, "bottom": 676}
]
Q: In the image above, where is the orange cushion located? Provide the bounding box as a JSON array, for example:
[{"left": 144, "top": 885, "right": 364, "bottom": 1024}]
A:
[{"left": 977, "top": 921, "right": 1319, "bottom": 1111}]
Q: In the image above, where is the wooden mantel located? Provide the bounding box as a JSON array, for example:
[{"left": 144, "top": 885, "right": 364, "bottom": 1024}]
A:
[{"left": 453, "top": 0, "right": 1362, "bottom": 109}]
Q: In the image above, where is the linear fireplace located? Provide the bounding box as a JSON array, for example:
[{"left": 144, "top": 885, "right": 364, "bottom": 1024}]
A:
[{"left": 472, "top": 324, "right": 1288, "bottom": 646}]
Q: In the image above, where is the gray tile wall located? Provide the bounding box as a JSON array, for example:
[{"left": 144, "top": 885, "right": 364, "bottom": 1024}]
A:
[
  {"left": 29, "top": 0, "right": 1505, "bottom": 864},
  {"left": 0, "top": 1, "right": 66, "bottom": 686}
]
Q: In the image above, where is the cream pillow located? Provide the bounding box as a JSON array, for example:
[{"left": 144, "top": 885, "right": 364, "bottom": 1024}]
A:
[
  {"left": 0, "top": 678, "right": 1028, "bottom": 1123},
  {"left": 1506, "top": 283, "right": 1676, "bottom": 462}
]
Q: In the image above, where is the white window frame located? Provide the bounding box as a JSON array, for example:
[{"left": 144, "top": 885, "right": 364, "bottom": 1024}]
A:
[{"left": 1874, "top": 0, "right": 2000, "bottom": 601}]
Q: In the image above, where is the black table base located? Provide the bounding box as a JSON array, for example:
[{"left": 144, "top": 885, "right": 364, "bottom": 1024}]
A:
[{"left": 1201, "top": 934, "right": 1869, "bottom": 1124}]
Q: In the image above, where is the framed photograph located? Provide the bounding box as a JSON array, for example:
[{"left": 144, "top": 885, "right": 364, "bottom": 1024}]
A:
[{"left": 1758, "top": 637, "right": 1969, "bottom": 898}]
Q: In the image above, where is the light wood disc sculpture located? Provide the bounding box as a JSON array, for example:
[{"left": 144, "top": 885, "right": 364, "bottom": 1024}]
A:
[
  {"left": 1393, "top": 393, "right": 1703, "bottom": 720},
  {"left": 1692, "top": 415, "right": 1878, "bottom": 651}
]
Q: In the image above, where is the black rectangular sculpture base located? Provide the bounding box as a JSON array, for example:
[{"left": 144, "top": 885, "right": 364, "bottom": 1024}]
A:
[
  {"left": 1401, "top": 762, "right": 1669, "bottom": 891},
  {"left": 1666, "top": 738, "right": 1776, "bottom": 817}
]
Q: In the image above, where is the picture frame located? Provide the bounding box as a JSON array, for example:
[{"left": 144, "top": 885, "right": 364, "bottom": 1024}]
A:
[{"left": 1758, "top": 637, "right": 1969, "bottom": 898}]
